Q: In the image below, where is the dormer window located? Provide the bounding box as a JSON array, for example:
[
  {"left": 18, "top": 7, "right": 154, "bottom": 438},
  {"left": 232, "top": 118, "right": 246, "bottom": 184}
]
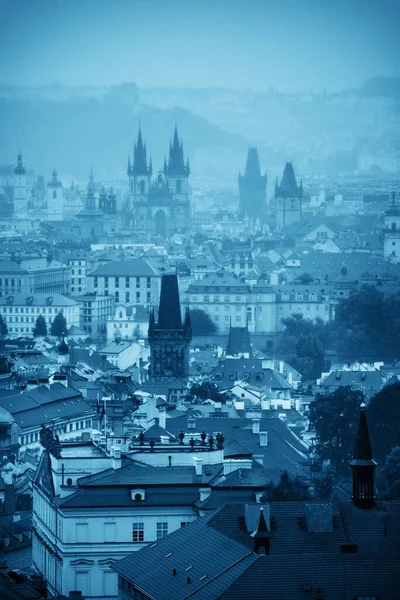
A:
[{"left": 130, "top": 489, "right": 146, "bottom": 501}]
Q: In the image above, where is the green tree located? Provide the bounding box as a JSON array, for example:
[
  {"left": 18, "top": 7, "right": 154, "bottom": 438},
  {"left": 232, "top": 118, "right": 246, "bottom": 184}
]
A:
[
  {"left": 189, "top": 308, "right": 217, "bottom": 336},
  {"left": 367, "top": 382, "right": 400, "bottom": 462},
  {"left": 50, "top": 311, "right": 68, "bottom": 338},
  {"left": 308, "top": 387, "right": 363, "bottom": 474},
  {"left": 380, "top": 446, "right": 400, "bottom": 499},
  {"left": 292, "top": 334, "right": 327, "bottom": 380},
  {"left": 33, "top": 314, "right": 47, "bottom": 337},
  {"left": 0, "top": 314, "right": 8, "bottom": 337},
  {"left": 261, "top": 471, "right": 311, "bottom": 501},
  {"left": 313, "top": 468, "right": 335, "bottom": 500},
  {"left": 189, "top": 381, "right": 222, "bottom": 402}
]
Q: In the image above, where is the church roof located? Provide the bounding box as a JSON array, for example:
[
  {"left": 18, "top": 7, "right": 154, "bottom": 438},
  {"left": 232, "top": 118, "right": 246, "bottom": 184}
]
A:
[
  {"left": 350, "top": 407, "right": 376, "bottom": 466},
  {"left": 276, "top": 162, "right": 302, "bottom": 198}
]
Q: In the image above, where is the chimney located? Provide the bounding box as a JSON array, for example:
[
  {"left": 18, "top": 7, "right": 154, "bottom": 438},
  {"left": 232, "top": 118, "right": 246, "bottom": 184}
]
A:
[
  {"left": 39, "top": 377, "right": 50, "bottom": 390},
  {"left": 112, "top": 448, "right": 122, "bottom": 470},
  {"left": 259, "top": 432, "right": 268, "bottom": 447},
  {"left": 252, "top": 419, "right": 260, "bottom": 435},
  {"left": 199, "top": 487, "right": 211, "bottom": 502},
  {"left": 193, "top": 457, "right": 203, "bottom": 476},
  {"left": 279, "top": 361, "right": 284, "bottom": 373},
  {"left": 158, "top": 406, "right": 166, "bottom": 429},
  {"left": 53, "top": 373, "right": 68, "bottom": 387},
  {"left": 3, "top": 483, "right": 16, "bottom": 515}
]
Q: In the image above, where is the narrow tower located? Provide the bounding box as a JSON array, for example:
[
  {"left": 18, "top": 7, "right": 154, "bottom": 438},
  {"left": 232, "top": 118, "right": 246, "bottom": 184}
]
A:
[
  {"left": 238, "top": 147, "right": 267, "bottom": 220},
  {"left": 383, "top": 192, "right": 400, "bottom": 264},
  {"left": 13, "top": 153, "right": 27, "bottom": 216},
  {"left": 148, "top": 273, "right": 192, "bottom": 379},
  {"left": 349, "top": 404, "right": 377, "bottom": 509},
  {"left": 275, "top": 161, "right": 303, "bottom": 229},
  {"left": 128, "top": 124, "right": 152, "bottom": 198},
  {"left": 46, "top": 169, "right": 63, "bottom": 221}
]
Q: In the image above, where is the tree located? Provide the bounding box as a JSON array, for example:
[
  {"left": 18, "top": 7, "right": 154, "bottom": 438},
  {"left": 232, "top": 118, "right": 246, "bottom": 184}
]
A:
[
  {"left": 313, "top": 468, "right": 335, "bottom": 500},
  {"left": 368, "top": 382, "right": 400, "bottom": 462},
  {"left": 189, "top": 309, "right": 217, "bottom": 336},
  {"left": 308, "top": 387, "right": 363, "bottom": 474},
  {"left": 261, "top": 471, "right": 311, "bottom": 501},
  {"left": 291, "top": 334, "right": 327, "bottom": 381},
  {"left": 33, "top": 314, "right": 47, "bottom": 337},
  {"left": 380, "top": 446, "right": 400, "bottom": 499},
  {"left": 50, "top": 311, "right": 68, "bottom": 338},
  {"left": 189, "top": 381, "right": 222, "bottom": 402},
  {"left": 0, "top": 314, "right": 8, "bottom": 337}
]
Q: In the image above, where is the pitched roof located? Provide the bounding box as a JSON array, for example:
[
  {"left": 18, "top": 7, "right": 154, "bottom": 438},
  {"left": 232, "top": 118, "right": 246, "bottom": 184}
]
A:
[
  {"left": 88, "top": 259, "right": 160, "bottom": 278},
  {"left": 157, "top": 274, "right": 182, "bottom": 329},
  {"left": 226, "top": 325, "right": 253, "bottom": 358}
]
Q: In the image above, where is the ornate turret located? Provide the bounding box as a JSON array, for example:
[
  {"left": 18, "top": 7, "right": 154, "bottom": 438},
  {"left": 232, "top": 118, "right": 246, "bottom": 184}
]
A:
[
  {"left": 85, "top": 168, "right": 97, "bottom": 210},
  {"left": 148, "top": 273, "right": 191, "bottom": 379},
  {"left": 107, "top": 186, "right": 116, "bottom": 213},
  {"left": 349, "top": 404, "right": 377, "bottom": 509},
  {"left": 238, "top": 147, "right": 267, "bottom": 219}
]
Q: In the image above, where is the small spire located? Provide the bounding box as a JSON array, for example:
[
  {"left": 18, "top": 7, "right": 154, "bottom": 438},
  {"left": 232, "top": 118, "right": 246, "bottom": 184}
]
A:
[
  {"left": 149, "top": 156, "right": 153, "bottom": 176},
  {"left": 127, "top": 155, "right": 131, "bottom": 175}
]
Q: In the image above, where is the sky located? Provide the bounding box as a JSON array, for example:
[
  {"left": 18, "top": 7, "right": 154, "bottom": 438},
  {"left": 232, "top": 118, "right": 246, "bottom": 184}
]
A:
[{"left": 0, "top": 0, "right": 399, "bottom": 92}]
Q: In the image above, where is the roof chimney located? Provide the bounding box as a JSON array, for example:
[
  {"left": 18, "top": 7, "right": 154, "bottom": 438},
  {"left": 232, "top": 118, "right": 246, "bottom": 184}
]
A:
[
  {"left": 193, "top": 457, "right": 203, "bottom": 476},
  {"left": 252, "top": 418, "right": 260, "bottom": 435},
  {"left": 259, "top": 431, "right": 268, "bottom": 447}
]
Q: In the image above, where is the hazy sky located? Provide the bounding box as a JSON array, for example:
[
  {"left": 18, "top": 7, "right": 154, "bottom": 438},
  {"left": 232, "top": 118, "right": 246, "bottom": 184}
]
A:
[{"left": 0, "top": 0, "right": 399, "bottom": 91}]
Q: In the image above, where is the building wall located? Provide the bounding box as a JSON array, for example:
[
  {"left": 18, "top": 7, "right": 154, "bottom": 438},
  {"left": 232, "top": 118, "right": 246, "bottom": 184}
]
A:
[
  {"left": 0, "top": 301, "right": 80, "bottom": 338},
  {"left": 87, "top": 274, "right": 160, "bottom": 308}
]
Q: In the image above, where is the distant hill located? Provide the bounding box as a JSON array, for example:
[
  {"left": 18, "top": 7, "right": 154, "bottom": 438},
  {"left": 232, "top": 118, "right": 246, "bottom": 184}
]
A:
[{"left": 0, "top": 87, "right": 247, "bottom": 182}]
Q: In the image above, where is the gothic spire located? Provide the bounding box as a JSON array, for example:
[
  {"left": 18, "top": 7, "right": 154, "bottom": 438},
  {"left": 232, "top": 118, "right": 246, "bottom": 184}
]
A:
[
  {"left": 349, "top": 404, "right": 377, "bottom": 509},
  {"left": 15, "top": 152, "right": 26, "bottom": 175},
  {"left": 131, "top": 124, "right": 150, "bottom": 175},
  {"left": 166, "top": 124, "right": 189, "bottom": 176},
  {"left": 244, "top": 147, "right": 262, "bottom": 178},
  {"left": 275, "top": 162, "right": 303, "bottom": 198},
  {"left": 157, "top": 274, "right": 182, "bottom": 330}
]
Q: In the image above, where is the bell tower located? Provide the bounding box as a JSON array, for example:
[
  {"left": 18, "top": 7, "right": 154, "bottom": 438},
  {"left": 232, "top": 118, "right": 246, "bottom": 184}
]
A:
[
  {"left": 383, "top": 193, "right": 400, "bottom": 264},
  {"left": 238, "top": 147, "right": 267, "bottom": 220},
  {"left": 13, "top": 153, "right": 27, "bottom": 216},
  {"left": 148, "top": 273, "right": 191, "bottom": 379},
  {"left": 275, "top": 161, "right": 303, "bottom": 229}
]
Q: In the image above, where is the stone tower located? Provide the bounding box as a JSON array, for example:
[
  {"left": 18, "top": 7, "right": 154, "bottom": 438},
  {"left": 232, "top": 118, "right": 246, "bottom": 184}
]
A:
[
  {"left": 127, "top": 124, "right": 153, "bottom": 208},
  {"left": 275, "top": 161, "right": 303, "bottom": 229},
  {"left": 238, "top": 147, "right": 267, "bottom": 220},
  {"left": 13, "top": 153, "right": 27, "bottom": 216},
  {"left": 349, "top": 404, "right": 377, "bottom": 509},
  {"left": 46, "top": 169, "right": 64, "bottom": 221},
  {"left": 383, "top": 193, "right": 400, "bottom": 264},
  {"left": 76, "top": 169, "right": 104, "bottom": 238},
  {"left": 148, "top": 273, "right": 191, "bottom": 379}
]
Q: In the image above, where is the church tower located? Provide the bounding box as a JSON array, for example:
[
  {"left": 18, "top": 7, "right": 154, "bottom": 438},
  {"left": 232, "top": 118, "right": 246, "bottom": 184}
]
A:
[
  {"left": 238, "top": 147, "right": 267, "bottom": 220},
  {"left": 349, "top": 404, "right": 377, "bottom": 509},
  {"left": 148, "top": 273, "right": 191, "bottom": 379},
  {"left": 275, "top": 161, "right": 303, "bottom": 229},
  {"left": 76, "top": 169, "right": 104, "bottom": 238},
  {"left": 46, "top": 169, "right": 63, "bottom": 221},
  {"left": 13, "top": 153, "right": 27, "bottom": 216},
  {"left": 128, "top": 125, "right": 152, "bottom": 201},
  {"left": 383, "top": 193, "right": 400, "bottom": 264}
]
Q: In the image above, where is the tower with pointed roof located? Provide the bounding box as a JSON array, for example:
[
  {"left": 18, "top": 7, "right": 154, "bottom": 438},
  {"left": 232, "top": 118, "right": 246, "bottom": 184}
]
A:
[
  {"left": 126, "top": 124, "right": 191, "bottom": 237},
  {"left": 238, "top": 147, "right": 267, "bottom": 220},
  {"left": 275, "top": 161, "right": 303, "bottom": 229},
  {"left": 383, "top": 192, "right": 400, "bottom": 264},
  {"left": 349, "top": 404, "right": 377, "bottom": 509},
  {"left": 46, "top": 168, "right": 64, "bottom": 221},
  {"left": 13, "top": 153, "right": 27, "bottom": 216},
  {"left": 76, "top": 169, "right": 104, "bottom": 238},
  {"left": 148, "top": 273, "right": 191, "bottom": 379}
]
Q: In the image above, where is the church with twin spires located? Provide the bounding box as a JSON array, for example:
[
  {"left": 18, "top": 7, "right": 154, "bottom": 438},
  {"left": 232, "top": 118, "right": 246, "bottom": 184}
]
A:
[{"left": 125, "top": 125, "right": 191, "bottom": 237}]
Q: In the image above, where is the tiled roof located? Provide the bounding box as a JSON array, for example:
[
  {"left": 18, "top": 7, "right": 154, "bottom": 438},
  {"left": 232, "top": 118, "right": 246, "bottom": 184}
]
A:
[
  {"left": 0, "top": 293, "right": 78, "bottom": 307},
  {"left": 88, "top": 259, "right": 160, "bottom": 277},
  {"left": 210, "top": 359, "right": 292, "bottom": 390}
]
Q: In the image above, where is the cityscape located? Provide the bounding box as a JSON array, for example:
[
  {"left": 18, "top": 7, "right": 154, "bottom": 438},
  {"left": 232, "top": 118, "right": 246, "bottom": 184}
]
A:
[{"left": 0, "top": 0, "right": 400, "bottom": 599}]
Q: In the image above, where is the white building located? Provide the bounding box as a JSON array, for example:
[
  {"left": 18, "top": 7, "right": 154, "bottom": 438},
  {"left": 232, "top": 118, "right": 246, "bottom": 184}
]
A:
[
  {"left": 13, "top": 153, "right": 28, "bottom": 216},
  {"left": 45, "top": 170, "right": 64, "bottom": 221},
  {"left": 106, "top": 304, "right": 149, "bottom": 342},
  {"left": 383, "top": 196, "right": 400, "bottom": 264},
  {"left": 98, "top": 339, "right": 149, "bottom": 371},
  {"left": 0, "top": 293, "right": 80, "bottom": 338}
]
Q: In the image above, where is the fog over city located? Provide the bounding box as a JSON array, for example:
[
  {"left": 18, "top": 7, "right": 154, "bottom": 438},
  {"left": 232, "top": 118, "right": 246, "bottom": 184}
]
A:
[{"left": 0, "top": 1, "right": 399, "bottom": 599}]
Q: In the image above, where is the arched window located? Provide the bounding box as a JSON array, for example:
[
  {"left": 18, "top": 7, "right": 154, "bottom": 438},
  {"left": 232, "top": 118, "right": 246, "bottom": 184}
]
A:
[
  {"left": 11, "top": 279, "right": 15, "bottom": 287},
  {"left": 5, "top": 279, "right": 8, "bottom": 287},
  {"left": 176, "top": 179, "right": 182, "bottom": 193},
  {"left": 119, "top": 311, "right": 123, "bottom": 318},
  {"left": 392, "top": 222, "right": 396, "bottom": 231},
  {"left": 295, "top": 292, "right": 303, "bottom": 301},
  {"left": 53, "top": 190, "right": 57, "bottom": 199}
]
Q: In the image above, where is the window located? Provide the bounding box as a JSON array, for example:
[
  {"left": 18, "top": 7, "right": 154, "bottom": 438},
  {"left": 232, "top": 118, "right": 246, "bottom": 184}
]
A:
[
  {"left": 115, "top": 277, "right": 119, "bottom": 288},
  {"left": 180, "top": 522, "right": 189, "bottom": 527},
  {"left": 125, "top": 276, "right": 129, "bottom": 287},
  {"left": 156, "top": 522, "right": 168, "bottom": 540},
  {"left": 105, "top": 277, "right": 109, "bottom": 288},
  {"left": 94, "top": 277, "right": 98, "bottom": 288},
  {"left": 53, "top": 190, "right": 57, "bottom": 199},
  {"left": 136, "top": 292, "right": 140, "bottom": 301},
  {"left": 132, "top": 523, "right": 144, "bottom": 542},
  {"left": 146, "top": 277, "right": 151, "bottom": 288},
  {"left": 204, "top": 295, "right": 209, "bottom": 302}
]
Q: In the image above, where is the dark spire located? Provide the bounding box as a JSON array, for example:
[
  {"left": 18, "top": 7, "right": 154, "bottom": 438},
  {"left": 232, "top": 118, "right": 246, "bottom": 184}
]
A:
[
  {"left": 131, "top": 124, "right": 150, "bottom": 175},
  {"left": 127, "top": 155, "right": 131, "bottom": 176},
  {"left": 149, "top": 307, "right": 155, "bottom": 332},
  {"left": 184, "top": 306, "right": 191, "bottom": 333},
  {"left": 99, "top": 185, "right": 107, "bottom": 210},
  {"left": 276, "top": 162, "right": 303, "bottom": 198},
  {"left": 14, "top": 153, "right": 26, "bottom": 175},
  {"left": 253, "top": 507, "right": 271, "bottom": 554},
  {"left": 157, "top": 274, "right": 182, "bottom": 329},
  {"left": 149, "top": 156, "right": 153, "bottom": 176},
  {"left": 166, "top": 124, "right": 189, "bottom": 176},
  {"left": 226, "top": 322, "right": 253, "bottom": 357},
  {"left": 244, "top": 147, "right": 262, "bottom": 178},
  {"left": 349, "top": 404, "right": 377, "bottom": 509},
  {"left": 86, "top": 169, "right": 96, "bottom": 210},
  {"left": 52, "top": 169, "right": 58, "bottom": 184},
  {"left": 107, "top": 186, "right": 116, "bottom": 213}
]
